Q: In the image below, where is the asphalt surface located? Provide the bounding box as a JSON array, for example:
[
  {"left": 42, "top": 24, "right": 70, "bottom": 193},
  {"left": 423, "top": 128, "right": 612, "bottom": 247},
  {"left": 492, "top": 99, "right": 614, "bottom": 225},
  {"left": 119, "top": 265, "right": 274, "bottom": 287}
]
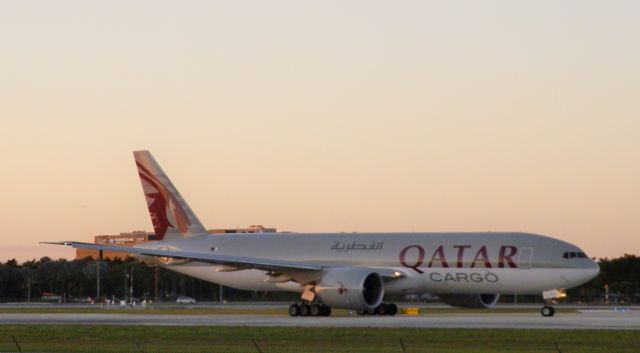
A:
[
  {"left": 1, "top": 302, "right": 630, "bottom": 310},
  {"left": 0, "top": 310, "right": 638, "bottom": 329}
]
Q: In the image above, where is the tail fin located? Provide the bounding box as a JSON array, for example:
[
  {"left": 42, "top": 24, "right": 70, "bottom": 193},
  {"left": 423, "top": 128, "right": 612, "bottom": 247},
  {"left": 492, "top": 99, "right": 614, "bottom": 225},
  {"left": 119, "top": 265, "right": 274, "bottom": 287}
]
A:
[{"left": 134, "top": 150, "right": 208, "bottom": 241}]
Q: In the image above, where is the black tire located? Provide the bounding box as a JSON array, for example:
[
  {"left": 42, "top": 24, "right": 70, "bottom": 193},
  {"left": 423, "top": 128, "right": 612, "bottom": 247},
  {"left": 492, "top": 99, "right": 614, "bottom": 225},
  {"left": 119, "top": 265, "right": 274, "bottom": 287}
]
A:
[
  {"left": 299, "top": 304, "right": 311, "bottom": 316},
  {"left": 375, "top": 303, "right": 388, "bottom": 316},
  {"left": 310, "top": 304, "right": 321, "bottom": 316},
  {"left": 541, "top": 306, "right": 555, "bottom": 317},
  {"left": 321, "top": 305, "right": 332, "bottom": 316},
  {"left": 288, "top": 303, "right": 300, "bottom": 317},
  {"left": 387, "top": 303, "right": 398, "bottom": 316},
  {"left": 356, "top": 309, "right": 367, "bottom": 316}
]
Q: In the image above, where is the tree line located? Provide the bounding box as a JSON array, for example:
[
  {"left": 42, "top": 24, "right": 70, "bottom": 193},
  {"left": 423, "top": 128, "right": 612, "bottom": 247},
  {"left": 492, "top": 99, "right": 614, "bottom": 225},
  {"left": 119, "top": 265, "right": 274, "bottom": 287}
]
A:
[
  {"left": 567, "top": 254, "right": 640, "bottom": 304},
  {"left": 0, "top": 254, "right": 638, "bottom": 303},
  {"left": 0, "top": 256, "right": 297, "bottom": 303}
]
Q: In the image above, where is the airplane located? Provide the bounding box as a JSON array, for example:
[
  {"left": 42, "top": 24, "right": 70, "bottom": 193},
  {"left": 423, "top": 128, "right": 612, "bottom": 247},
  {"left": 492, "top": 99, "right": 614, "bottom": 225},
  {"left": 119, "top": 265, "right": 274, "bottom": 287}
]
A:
[{"left": 44, "top": 151, "right": 599, "bottom": 317}]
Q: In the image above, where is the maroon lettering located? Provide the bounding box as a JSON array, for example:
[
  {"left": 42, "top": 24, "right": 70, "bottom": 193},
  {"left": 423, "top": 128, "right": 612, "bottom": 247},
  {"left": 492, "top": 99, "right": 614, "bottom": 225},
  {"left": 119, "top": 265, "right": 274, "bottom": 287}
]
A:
[
  {"left": 471, "top": 246, "right": 492, "bottom": 268},
  {"left": 454, "top": 245, "right": 471, "bottom": 268},
  {"left": 399, "top": 245, "right": 425, "bottom": 273},
  {"left": 499, "top": 245, "right": 518, "bottom": 268},
  {"left": 428, "top": 245, "right": 449, "bottom": 268}
]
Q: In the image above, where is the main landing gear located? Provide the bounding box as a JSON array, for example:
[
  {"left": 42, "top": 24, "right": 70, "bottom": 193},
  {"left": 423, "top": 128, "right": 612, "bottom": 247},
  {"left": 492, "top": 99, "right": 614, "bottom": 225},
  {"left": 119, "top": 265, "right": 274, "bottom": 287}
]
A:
[
  {"left": 541, "top": 305, "right": 555, "bottom": 317},
  {"left": 356, "top": 302, "right": 398, "bottom": 316},
  {"left": 288, "top": 302, "right": 398, "bottom": 317},
  {"left": 289, "top": 302, "right": 332, "bottom": 317}
]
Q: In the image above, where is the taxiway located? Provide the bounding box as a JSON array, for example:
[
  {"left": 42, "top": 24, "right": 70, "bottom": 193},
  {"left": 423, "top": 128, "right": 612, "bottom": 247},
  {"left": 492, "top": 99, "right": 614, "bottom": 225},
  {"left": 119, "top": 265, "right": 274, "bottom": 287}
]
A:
[{"left": 0, "top": 310, "right": 638, "bottom": 329}]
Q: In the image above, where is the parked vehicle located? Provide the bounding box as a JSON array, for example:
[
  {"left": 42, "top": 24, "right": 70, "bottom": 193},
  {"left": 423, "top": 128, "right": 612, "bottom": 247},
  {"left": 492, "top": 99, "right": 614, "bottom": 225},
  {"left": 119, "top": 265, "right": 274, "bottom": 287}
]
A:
[
  {"left": 94, "top": 297, "right": 109, "bottom": 304},
  {"left": 176, "top": 296, "right": 196, "bottom": 304},
  {"left": 72, "top": 297, "right": 93, "bottom": 304},
  {"left": 40, "top": 292, "right": 62, "bottom": 302}
]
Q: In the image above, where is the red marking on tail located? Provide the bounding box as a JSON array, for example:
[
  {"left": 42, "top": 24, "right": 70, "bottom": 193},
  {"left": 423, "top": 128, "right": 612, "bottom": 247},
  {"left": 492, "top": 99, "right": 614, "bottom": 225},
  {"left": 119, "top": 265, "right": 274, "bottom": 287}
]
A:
[{"left": 137, "top": 162, "right": 190, "bottom": 239}]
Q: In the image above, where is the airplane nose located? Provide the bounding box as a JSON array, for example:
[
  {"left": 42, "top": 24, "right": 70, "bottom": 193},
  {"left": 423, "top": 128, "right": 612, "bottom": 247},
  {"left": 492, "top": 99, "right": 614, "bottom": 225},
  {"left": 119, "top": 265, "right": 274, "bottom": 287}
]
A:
[{"left": 584, "top": 260, "right": 600, "bottom": 280}]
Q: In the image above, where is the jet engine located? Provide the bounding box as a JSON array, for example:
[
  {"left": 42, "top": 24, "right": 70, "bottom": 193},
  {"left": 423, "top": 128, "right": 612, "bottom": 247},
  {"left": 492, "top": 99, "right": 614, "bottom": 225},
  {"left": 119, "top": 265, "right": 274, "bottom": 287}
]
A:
[
  {"left": 314, "top": 267, "right": 384, "bottom": 310},
  {"left": 438, "top": 294, "right": 500, "bottom": 308}
]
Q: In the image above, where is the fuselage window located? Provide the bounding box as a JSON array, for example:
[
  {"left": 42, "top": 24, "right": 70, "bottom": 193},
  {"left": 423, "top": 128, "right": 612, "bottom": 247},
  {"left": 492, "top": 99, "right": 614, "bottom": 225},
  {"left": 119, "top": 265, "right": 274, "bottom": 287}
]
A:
[{"left": 563, "top": 252, "right": 569, "bottom": 259}]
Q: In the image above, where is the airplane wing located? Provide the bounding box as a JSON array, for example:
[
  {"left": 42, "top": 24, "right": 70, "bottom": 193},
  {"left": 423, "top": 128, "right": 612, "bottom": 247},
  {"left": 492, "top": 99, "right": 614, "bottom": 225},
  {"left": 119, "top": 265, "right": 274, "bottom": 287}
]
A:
[
  {"left": 41, "top": 241, "right": 405, "bottom": 278},
  {"left": 42, "top": 241, "right": 324, "bottom": 272}
]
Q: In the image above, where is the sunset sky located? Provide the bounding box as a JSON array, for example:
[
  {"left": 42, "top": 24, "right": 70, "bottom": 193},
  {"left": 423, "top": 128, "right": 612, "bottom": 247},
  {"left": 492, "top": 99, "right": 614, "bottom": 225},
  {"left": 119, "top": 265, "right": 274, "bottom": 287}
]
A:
[{"left": 1, "top": 1, "right": 638, "bottom": 262}]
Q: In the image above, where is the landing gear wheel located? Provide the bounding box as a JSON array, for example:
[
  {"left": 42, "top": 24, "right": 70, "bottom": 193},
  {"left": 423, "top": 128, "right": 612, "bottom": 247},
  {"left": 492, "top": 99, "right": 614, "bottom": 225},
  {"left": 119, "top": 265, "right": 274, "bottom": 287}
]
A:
[
  {"left": 288, "top": 303, "right": 300, "bottom": 317},
  {"left": 356, "top": 309, "right": 367, "bottom": 316},
  {"left": 541, "top": 306, "right": 555, "bottom": 317},
  {"left": 375, "top": 303, "right": 388, "bottom": 316},
  {"left": 387, "top": 303, "right": 398, "bottom": 316},
  {"left": 310, "top": 304, "right": 322, "bottom": 316},
  {"left": 320, "top": 304, "right": 332, "bottom": 316},
  {"left": 299, "top": 304, "right": 311, "bottom": 316}
]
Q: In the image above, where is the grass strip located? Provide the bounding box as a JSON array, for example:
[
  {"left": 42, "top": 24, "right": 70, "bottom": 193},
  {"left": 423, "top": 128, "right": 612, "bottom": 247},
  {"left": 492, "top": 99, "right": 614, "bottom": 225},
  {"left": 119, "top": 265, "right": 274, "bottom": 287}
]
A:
[{"left": 0, "top": 325, "right": 635, "bottom": 353}]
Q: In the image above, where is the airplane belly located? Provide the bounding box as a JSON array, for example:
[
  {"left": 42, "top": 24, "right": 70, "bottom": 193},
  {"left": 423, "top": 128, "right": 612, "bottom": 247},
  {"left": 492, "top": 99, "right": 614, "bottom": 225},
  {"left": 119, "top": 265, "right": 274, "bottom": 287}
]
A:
[{"left": 166, "top": 264, "right": 588, "bottom": 296}]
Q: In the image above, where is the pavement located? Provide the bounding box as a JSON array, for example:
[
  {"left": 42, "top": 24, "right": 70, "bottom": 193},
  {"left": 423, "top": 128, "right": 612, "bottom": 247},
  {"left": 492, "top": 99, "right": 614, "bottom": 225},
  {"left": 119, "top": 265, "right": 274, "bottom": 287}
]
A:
[
  {"left": 1, "top": 302, "right": 632, "bottom": 310},
  {"left": 0, "top": 310, "right": 638, "bottom": 329}
]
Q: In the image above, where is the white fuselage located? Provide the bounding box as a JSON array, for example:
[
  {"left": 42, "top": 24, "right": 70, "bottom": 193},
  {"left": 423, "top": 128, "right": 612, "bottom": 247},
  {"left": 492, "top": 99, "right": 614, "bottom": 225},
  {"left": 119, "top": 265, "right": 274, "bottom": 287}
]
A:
[{"left": 140, "top": 232, "right": 599, "bottom": 296}]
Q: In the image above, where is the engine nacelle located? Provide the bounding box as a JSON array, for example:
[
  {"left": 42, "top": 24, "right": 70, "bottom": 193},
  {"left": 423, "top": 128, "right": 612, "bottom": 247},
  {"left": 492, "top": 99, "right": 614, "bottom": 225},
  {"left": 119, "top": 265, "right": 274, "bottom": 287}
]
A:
[
  {"left": 314, "top": 268, "right": 384, "bottom": 310},
  {"left": 438, "top": 294, "right": 500, "bottom": 308}
]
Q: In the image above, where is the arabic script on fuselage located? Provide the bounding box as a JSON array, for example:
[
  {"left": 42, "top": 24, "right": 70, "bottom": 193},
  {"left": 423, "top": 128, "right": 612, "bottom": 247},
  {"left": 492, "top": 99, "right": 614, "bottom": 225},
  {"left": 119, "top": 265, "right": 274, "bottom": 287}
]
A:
[{"left": 331, "top": 241, "right": 384, "bottom": 253}]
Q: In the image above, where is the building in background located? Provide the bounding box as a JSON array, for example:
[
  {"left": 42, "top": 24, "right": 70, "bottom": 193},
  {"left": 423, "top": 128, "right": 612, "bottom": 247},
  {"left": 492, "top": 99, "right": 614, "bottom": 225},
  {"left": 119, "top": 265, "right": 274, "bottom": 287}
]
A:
[
  {"left": 208, "top": 225, "right": 277, "bottom": 234},
  {"left": 75, "top": 231, "right": 156, "bottom": 260},
  {"left": 76, "top": 226, "right": 277, "bottom": 260}
]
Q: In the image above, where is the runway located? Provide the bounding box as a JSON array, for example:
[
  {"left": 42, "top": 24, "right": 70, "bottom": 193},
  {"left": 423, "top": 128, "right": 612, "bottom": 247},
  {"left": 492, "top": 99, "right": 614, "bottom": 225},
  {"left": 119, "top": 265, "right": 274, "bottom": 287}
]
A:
[{"left": 0, "top": 310, "right": 638, "bottom": 329}]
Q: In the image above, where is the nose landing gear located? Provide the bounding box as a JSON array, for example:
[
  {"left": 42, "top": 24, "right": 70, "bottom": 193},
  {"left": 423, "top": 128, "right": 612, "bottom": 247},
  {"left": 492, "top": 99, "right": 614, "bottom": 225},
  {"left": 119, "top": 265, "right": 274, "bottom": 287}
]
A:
[{"left": 541, "top": 289, "right": 564, "bottom": 317}]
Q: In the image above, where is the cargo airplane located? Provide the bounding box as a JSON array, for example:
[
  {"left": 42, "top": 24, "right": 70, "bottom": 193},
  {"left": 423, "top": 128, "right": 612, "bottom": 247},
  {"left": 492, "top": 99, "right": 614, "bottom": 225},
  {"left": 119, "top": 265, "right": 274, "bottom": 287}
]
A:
[{"left": 45, "top": 151, "right": 599, "bottom": 317}]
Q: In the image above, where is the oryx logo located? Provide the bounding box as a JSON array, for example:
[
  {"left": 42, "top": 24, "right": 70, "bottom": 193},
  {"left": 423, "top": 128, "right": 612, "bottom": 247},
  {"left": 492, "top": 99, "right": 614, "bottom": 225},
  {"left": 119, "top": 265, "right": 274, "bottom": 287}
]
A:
[
  {"left": 136, "top": 162, "right": 191, "bottom": 239},
  {"left": 337, "top": 282, "right": 348, "bottom": 295}
]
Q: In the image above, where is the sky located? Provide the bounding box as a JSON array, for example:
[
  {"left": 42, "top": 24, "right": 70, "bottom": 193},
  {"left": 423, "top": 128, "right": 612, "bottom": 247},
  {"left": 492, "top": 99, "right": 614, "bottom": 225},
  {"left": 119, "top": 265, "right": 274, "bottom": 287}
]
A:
[{"left": 1, "top": 1, "right": 638, "bottom": 262}]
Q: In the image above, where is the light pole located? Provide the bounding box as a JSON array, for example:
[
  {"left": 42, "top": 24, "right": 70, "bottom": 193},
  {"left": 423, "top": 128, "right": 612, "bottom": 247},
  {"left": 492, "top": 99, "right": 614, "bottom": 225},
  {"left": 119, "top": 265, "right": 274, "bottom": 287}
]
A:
[
  {"left": 124, "top": 270, "right": 128, "bottom": 303},
  {"left": 130, "top": 267, "right": 134, "bottom": 303},
  {"left": 21, "top": 268, "right": 34, "bottom": 304},
  {"left": 154, "top": 266, "right": 159, "bottom": 302},
  {"left": 96, "top": 250, "right": 103, "bottom": 300}
]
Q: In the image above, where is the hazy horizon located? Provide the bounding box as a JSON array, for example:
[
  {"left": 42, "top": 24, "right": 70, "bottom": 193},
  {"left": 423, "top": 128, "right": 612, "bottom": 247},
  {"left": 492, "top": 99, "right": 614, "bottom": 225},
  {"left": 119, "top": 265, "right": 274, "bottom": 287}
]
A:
[{"left": 1, "top": 1, "right": 638, "bottom": 262}]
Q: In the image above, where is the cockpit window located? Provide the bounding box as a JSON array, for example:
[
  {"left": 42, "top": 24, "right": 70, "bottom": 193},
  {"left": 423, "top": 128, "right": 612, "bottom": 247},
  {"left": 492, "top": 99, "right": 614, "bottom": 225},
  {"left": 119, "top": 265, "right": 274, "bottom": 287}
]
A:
[{"left": 563, "top": 251, "right": 587, "bottom": 259}]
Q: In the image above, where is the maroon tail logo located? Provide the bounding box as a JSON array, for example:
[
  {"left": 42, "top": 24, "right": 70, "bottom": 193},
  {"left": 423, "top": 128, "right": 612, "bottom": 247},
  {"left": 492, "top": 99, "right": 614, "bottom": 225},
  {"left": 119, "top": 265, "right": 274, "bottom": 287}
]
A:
[{"left": 137, "top": 162, "right": 191, "bottom": 239}]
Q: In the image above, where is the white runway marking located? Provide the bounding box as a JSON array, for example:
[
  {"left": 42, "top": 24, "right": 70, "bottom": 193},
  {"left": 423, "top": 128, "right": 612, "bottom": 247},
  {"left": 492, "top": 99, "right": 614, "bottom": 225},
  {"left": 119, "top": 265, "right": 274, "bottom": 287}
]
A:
[{"left": 0, "top": 311, "right": 639, "bottom": 329}]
